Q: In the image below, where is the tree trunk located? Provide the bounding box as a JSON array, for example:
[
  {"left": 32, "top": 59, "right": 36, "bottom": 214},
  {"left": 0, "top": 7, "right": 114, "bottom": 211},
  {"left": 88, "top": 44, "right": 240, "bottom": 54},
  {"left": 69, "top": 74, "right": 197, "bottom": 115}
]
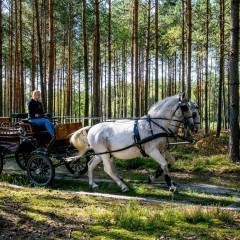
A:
[
  {"left": 8, "top": 0, "right": 14, "bottom": 115},
  {"left": 42, "top": 0, "right": 47, "bottom": 107},
  {"left": 144, "top": 0, "right": 151, "bottom": 114},
  {"left": 93, "top": 0, "right": 101, "bottom": 123},
  {"left": 155, "top": 0, "right": 159, "bottom": 102},
  {"left": 204, "top": 0, "right": 209, "bottom": 134},
  {"left": 107, "top": 0, "right": 112, "bottom": 119},
  {"left": 216, "top": 0, "right": 224, "bottom": 137},
  {"left": 229, "top": 0, "right": 239, "bottom": 162},
  {"left": 82, "top": 0, "right": 89, "bottom": 125},
  {"left": 48, "top": 0, "right": 54, "bottom": 115},
  {"left": 66, "top": 2, "right": 72, "bottom": 116},
  {"left": 19, "top": 0, "right": 25, "bottom": 112},
  {"left": 14, "top": 0, "right": 20, "bottom": 113},
  {"left": 113, "top": 50, "right": 116, "bottom": 118},
  {"left": 161, "top": 52, "right": 164, "bottom": 98},
  {"left": 35, "top": 0, "right": 46, "bottom": 110},
  {"left": 30, "top": 7, "right": 36, "bottom": 92},
  {"left": 181, "top": 0, "right": 185, "bottom": 93},
  {"left": 134, "top": 0, "right": 139, "bottom": 117},
  {"left": 186, "top": 0, "right": 192, "bottom": 99},
  {"left": 130, "top": 6, "right": 134, "bottom": 117},
  {"left": 0, "top": 0, "right": 2, "bottom": 116}
]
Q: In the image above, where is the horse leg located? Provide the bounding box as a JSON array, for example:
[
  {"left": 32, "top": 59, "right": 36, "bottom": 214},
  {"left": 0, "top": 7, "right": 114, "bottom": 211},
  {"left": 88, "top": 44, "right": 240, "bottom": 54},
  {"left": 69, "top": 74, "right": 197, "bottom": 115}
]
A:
[
  {"left": 101, "top": 155, "right": 129, "bottom": 192},
  {"left": 147, "top": 149, "right": 176, "bottom": 192},
  {"left": 109, "top": 156, "right": 124, "bottom": 182},
  {"left": 88, "top": 155, "right": 102, "bottom": 189},
  {"left": 148, "top": 151, "right": 175, "bottom": 183}
]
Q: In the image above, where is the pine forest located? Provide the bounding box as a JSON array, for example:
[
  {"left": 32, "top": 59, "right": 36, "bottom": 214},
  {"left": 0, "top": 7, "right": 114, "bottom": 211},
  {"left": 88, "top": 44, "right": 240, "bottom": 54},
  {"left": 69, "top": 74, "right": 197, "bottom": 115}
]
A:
[{"left": 0, "top": 0, "right": 239, "bottom": 160}]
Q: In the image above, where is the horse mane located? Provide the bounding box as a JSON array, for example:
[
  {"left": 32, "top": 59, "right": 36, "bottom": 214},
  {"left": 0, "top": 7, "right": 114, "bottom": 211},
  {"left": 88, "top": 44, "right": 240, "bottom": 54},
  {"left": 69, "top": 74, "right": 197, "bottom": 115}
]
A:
[{"left": 148, "top": 94, "right": 179, "bottom": 117}]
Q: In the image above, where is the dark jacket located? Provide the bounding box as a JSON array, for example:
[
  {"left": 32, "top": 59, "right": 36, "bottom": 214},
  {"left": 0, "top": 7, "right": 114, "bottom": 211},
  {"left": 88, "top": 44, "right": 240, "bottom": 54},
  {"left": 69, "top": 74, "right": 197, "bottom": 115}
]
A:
[{"left": 28, "top": 99, "right": 44, "bottom": 119}]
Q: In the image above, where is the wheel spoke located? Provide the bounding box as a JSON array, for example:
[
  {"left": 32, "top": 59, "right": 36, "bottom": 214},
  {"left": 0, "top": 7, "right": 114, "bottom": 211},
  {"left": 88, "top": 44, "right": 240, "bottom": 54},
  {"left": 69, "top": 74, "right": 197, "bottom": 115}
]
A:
[{"left": 27, "top": 153, "right": 55, "bottom": 187}]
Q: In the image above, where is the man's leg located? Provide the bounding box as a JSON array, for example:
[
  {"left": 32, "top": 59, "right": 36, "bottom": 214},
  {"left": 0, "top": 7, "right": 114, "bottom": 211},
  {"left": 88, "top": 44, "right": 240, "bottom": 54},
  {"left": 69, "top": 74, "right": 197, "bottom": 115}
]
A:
[
  {"left": 31, "top": 118, "right": 55, "bottom": 138},
  {"left": 44, "top": 120, "right": 55, "bottom": 138}
]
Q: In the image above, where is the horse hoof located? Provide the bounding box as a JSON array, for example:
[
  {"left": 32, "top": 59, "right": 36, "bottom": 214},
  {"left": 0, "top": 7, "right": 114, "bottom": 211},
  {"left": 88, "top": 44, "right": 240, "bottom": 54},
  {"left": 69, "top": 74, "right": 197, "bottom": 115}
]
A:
[
  {"left": 91, "top": 183, "right": 99, "bottom": 189},
  {"left": 169, "top": 185, "right": 177, "bottom": 192},
  {"left": 121, "top": 186, "right": 129, "bottom": 192},
  {"left": 148, "top": 174, "right": 155, "bottom": 184}
]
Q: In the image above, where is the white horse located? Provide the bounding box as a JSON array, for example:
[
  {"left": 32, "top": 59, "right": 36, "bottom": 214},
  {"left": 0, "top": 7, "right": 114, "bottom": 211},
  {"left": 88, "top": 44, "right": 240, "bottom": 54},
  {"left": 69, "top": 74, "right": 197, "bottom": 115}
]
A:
[{"left": 70, "top": 93, "right": 198, "bottom": 192}]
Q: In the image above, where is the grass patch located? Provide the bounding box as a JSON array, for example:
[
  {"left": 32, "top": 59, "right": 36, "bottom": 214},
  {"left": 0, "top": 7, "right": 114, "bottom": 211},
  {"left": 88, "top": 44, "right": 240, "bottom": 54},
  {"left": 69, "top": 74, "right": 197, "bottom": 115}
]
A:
[
  {"left": 0, "top": 185, "right": 239, "bottom": 240},
  {"left": 174, "top": 153, "right": 240, "bottom": 174},
  {"left": 1, "top": 133, "right": 240, "bottom": 239},
  {"left": 0, "top": 172, "right": 30, "bottom": 186}
]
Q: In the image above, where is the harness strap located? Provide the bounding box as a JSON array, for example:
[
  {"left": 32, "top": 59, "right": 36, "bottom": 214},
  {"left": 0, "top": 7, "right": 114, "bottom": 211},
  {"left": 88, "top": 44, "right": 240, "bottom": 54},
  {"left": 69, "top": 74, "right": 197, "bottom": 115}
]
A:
[
  {"left": 89, "top": 132, "right": 175, "bottom": 156},
  {"left": 147, "top": 115, "right": 154, "bottom": 136},
  {"left": 150, "top": 118, "right": 171, "bottom": 133},
  {"left": 134, "top": 120, "right": 148, "bottom": 157},
  {"left": 108, "top": 117, "right": 186, "bottom": 123}
]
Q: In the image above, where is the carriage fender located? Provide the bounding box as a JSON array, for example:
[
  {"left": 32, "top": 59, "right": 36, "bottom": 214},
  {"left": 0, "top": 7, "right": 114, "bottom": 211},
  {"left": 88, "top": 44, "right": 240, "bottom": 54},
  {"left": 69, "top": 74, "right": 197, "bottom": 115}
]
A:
[{"left": 70, "top": 126, "right": 90, "bottom": 156}]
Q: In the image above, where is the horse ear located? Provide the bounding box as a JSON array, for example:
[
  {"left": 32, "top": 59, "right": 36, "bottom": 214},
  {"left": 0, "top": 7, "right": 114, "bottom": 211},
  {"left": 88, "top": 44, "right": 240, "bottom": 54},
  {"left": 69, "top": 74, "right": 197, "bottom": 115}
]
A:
[
  {"left": 181, "top": 92, "right": 189, "bottom": 101},
  {"left": 179, "top": 92, "right": 186, "bottom": 101},
  {"left": 182, "top": 92, "right": 185, "bottom": 99}
]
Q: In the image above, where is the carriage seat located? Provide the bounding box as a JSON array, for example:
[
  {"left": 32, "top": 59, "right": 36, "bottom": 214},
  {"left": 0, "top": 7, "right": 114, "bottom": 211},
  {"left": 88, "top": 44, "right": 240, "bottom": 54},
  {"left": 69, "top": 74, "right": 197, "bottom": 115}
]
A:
[
  {"left": 55, "top": 122, "right": 82, "bottom": 140},
  {"left": 11, "top": 113, "right": 49, "bottom": 136},
  {"left": 0, "top": 117, "right": 11, "bottom": 126}
]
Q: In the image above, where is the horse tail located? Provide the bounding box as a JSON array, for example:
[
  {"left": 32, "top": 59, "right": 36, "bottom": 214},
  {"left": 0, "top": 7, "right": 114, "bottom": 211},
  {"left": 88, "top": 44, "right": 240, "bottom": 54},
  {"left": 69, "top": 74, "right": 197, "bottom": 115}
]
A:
[{"left": 70, "top": 126, "right": 91, "bottom": 156}]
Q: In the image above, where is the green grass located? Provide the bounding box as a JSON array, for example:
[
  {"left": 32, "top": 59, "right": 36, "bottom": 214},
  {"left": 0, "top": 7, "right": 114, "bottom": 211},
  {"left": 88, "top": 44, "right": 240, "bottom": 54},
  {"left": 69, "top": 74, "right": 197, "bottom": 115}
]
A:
[
  {"left": 0, "top": 185, "right": 239, "bottom": 240},
  {"left": 1, "top": 134, "right": 240, "bottom": 239},
  {"left": 2, "top": 172, "right": 239, "bottom": 209},
  {"left": 1, "top": 144, "right": 239, "bottom": 208}
]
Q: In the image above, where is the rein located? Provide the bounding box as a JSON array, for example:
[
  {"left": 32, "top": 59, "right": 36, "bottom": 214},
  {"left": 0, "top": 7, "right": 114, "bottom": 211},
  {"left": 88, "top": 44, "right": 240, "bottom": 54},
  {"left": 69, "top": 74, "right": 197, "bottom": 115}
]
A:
[
  {"left": 87, "top": 132, "right": 176, "bottom": 156},
  {"left": 89, "top": 117, "right": 194, "bottom": 157},
  {"left": 86, "top": 131, "right": 193, "bottom": 157}
]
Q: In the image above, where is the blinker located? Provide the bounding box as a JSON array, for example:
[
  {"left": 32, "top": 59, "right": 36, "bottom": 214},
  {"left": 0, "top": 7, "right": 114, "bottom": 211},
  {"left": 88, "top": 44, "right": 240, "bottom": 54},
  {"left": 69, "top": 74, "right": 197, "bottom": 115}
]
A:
[{"left": 180, "top": 104, "right": 189, "bottom": 112}]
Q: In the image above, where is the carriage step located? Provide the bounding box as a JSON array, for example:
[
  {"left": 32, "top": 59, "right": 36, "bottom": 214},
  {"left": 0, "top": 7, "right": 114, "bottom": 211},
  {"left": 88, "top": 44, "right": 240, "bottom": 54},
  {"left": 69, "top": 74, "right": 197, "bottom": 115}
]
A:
[{"left": 63, "top": 156, "right": 80, "bottom": 163}]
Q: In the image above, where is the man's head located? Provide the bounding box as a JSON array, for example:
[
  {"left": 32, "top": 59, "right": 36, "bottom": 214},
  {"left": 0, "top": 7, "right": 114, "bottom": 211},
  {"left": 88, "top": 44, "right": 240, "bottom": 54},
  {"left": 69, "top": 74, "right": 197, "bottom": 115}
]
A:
[{"left": 32, "top": 90, "right": 41, "bottom": 101}]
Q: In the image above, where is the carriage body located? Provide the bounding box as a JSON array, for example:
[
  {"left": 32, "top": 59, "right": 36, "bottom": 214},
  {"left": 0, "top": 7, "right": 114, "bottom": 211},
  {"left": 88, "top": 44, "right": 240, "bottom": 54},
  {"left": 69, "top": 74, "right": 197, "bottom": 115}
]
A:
[{"left": 0, "top": 115, "right": 90, "bottom": 187}]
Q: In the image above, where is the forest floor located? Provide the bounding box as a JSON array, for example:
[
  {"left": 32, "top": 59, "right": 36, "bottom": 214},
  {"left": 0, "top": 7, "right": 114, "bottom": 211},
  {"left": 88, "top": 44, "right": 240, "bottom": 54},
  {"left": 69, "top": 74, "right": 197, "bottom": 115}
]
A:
[{"left": 0, "top": 131, "right": 240, "bottom": 239}]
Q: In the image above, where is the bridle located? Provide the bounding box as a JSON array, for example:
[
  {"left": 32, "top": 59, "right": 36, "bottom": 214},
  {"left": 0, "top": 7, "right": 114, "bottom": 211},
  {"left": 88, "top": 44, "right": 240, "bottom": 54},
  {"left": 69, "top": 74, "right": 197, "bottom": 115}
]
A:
[{"left": 168, "top": 100, "right": 195, "bottom": 132}]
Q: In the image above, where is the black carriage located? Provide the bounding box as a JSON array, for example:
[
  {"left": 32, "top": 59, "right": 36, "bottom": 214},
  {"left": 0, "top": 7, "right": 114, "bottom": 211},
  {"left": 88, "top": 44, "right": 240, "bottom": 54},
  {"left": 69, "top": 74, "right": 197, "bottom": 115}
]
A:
[{"left": 0, "top": 115, "right": 91, "bottom": 187}]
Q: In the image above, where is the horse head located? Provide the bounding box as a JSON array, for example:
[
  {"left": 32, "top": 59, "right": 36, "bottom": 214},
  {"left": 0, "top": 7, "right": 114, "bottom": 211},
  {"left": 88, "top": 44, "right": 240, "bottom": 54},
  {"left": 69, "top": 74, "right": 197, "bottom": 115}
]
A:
[
  {"left": 167, "top": 93, "right": 195, "bottom": 134},
  {"left": 188, "top": 101, "right": 201, "bottom": 134}
]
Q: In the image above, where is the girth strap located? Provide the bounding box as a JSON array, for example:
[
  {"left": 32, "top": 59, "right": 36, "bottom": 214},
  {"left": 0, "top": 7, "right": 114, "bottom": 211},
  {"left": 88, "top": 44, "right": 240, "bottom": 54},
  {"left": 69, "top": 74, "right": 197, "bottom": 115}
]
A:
[{"left": 134, "top": 120, "right": 148, "bottom": 157}]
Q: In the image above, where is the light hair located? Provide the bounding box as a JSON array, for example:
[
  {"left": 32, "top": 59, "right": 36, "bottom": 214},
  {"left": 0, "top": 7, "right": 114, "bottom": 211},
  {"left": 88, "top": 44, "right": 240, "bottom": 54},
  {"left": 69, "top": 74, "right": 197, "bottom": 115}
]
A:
[{"left": 32, "top": 90, "right": 41, "bottom": 98}]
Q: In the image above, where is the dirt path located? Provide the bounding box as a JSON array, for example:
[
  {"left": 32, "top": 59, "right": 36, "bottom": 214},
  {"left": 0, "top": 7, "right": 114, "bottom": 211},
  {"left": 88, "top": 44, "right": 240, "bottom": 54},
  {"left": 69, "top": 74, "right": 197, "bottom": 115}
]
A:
[
  {"left": 1, "top": 180, "right": 239, "bottom": 212},
  {"left": 64, "top": 185, "right": 240, "bottom": 211},
  {"left": 2, "top": 158, "right": 240, "bottom": 211}
]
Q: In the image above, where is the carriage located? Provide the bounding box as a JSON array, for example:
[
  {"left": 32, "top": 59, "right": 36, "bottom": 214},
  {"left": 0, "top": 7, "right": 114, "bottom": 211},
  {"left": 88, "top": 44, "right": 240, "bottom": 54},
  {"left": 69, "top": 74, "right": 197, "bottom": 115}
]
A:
[
  {"left": 0, "top": 94, "right": 200, "bottom": 192},
  {"left": 0, "top": 115, "right": 91, "bottom": 187}
]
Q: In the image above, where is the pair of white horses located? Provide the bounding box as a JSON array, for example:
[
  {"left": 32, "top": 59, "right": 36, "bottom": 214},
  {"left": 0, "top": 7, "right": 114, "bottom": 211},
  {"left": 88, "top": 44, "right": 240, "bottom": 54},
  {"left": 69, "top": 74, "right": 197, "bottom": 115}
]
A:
[{"left": 70, "top": 93, "right": 200, "bottom": 192}]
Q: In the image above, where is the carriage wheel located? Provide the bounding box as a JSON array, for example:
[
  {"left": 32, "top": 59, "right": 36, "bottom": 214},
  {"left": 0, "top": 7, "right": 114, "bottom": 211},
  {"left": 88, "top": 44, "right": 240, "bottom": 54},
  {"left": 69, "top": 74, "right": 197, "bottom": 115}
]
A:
[
  {"left": 64, "top": 150, "right": 92, "bottom": 175},
  {"left": 27, "top": 153, "right": 55, "bottom": 187},
  {"left": 0, "top": 153, "right": 3, "bottom": 175},
  {"left": 15, "top": 152, "right": 31, "bottom": 171},
  {"left": 15, "top": 143, "right": 36, "bottom": 170}
]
